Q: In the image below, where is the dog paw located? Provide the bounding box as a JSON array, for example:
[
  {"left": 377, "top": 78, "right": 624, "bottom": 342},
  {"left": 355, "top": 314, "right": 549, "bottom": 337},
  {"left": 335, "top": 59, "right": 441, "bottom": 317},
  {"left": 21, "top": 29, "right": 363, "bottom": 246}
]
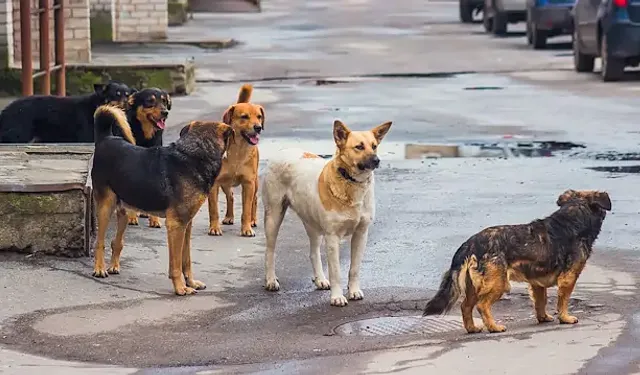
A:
[
  {"left": 331, "top": 295, "right": 349, "bottom": 307},
  {"left": 107, "top": 265, "right": 120, "bottom": 275},
  {"left": 265, "top": 278, "right": 280, "bottom": 291},
  {"left": 347, "top": 289, "right": 364, "bottom": 300},
  {"left": 241, "top": 228, "right": 256, "bottom": 237},
  {"left": 251, "top": 221, "right": 257, "bottom": 228},
  {"left": 148, "top": 217, "right": 162, "bottom": 228},
  {"left": 208, "top": 226, "right": 223, "bottom": 236},
  {"left": 222, "top": 217, "right": 234, "bottom": 225},
  {"left": 537, "top": 314, "right": 554, "bottom": 323},
  {"left": 175, "top": 286, "right": 198, "bottom": 296},
  {"left": 127, "top": 216, "right": 139, "bottom": 226},
  {"left": 92, "top": 268, "right": 109, "bottom": 278},
  {"left": 487, "top": 324, "right": 507, "bottom": 333},
  {"left": 559, "top": 314, "right": 579, "bottom": 324},
  {"left": 465, "top": 325, "right": 483, "bottom": 334},
  {"left": 313, "top": 278, "right": 331, "bottom": 290},
  {"left": 186, "top": 279, "right": 207, "bottom": 290}
]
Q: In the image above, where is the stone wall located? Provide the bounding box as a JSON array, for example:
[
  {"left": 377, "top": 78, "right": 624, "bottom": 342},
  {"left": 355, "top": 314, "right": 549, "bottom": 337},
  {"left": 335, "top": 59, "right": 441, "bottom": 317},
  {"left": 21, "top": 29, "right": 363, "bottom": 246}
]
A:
[
  {"left": 10, "top": 0, "right": 91, "bottom": 68},
  {"left": 113, "top": 0, "right": 168, "bottom": 41}
]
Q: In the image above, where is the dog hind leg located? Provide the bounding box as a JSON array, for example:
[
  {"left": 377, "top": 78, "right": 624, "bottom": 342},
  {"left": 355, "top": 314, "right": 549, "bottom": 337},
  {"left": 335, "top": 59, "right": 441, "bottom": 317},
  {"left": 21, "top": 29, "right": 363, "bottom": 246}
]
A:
[
  {"left": 107, "top": 207, "right": 128, "bottom": 275},
  {"left": 250, "top": 177, "right": 258, "bottom": 228},
  {"left": 475, "top": 261, "right": 508, "bottom": 333},
  {"left": 93, "top": 189, "right": 117, "bottom": 278},
  {"left": 529, "top": 285, "right": 554, "bottom": 323},
  {"left": 221, "top": 184, "right": 234, "bottom": 225},
  {"left": 182, "top": 220, "right": 206, "bottom": 290},
  {"left": 556, "top": 261, "right": 586, "bottom": 324},
  {"left": 304, "top": 223, "right": 329, "bottom": 290},
  {"left": 127, "top": 209, "right": 140, "bottom": 225},
  {"left": 264, "top": 196, "right": 288, "bottom": 292},
  {"left": 461, "top": 274, "right": 482, "bottom": 333}
]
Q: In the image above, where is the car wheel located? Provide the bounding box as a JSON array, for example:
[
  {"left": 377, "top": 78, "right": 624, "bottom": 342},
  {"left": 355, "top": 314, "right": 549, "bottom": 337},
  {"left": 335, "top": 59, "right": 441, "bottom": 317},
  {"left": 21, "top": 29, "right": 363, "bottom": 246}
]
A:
[
  {"left": 572, "top": 29, "right": 595, "bottom": 72},
  {"left": 601, "top": 33, "right": 625, "bottom": 81},
  {"left": 531, "top": 24, "right": 547, "bottom": 49},
  {"left": 459, "top": 0, "right": 474, "bottom": 23},
  {"left": 526, "top": 10, "right": 533, "bottom": 44},
  {"left": 483, "top": 9, "right": 493, "bottom": 32},
  {"left": 492, "top": 10, "right": 508, "bottom": 35}
]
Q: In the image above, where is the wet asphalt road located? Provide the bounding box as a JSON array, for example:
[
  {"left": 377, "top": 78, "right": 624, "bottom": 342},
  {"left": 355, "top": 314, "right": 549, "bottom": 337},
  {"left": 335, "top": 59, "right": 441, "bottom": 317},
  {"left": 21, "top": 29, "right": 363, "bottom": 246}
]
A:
[{"left": 3, "top": 0, "right": 640, "bottom": 373}]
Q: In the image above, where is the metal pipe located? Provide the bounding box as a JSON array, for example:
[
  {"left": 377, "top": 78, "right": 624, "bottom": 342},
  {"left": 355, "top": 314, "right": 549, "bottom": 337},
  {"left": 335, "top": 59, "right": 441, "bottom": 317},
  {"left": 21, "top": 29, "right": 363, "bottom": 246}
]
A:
[
  {"left": 20, "top": 0, "right": 33, "bottom": 96},
  {"left": 54, "top": 0, "right": 65, "bottom": 96},
  {"left": 39, "top": 0, "right": 51, "bottom": 95}
]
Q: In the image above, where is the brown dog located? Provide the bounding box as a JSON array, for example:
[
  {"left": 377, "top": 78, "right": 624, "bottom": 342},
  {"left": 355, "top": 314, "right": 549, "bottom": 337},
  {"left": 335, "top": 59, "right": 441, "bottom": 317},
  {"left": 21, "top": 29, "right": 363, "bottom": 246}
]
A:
[
  {"left": 91, "top": 105, "right": 232, "bottom": 295},
  {"left": 208, "top": 84, "right": 264, "bottom": 237},
  {"left": 423, "top": 189, "right": 611, "bottom": 333}
]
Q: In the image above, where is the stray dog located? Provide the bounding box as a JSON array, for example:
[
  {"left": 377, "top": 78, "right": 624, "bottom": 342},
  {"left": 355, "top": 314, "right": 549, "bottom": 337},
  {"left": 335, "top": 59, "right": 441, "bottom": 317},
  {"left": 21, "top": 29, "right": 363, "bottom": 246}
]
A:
[
  {"left": 208, "top": 84, "right": 264, "bottom": 237},
  {"left": 423, "top": 189, "right": 611, "bottom": 333},
  {"left": 0, "top": 81, "right": 134, "bottom": 143},
  {"left": 262, "top": 119, "right": 392, "bottom": 306},
  {"left": 120, "top": 88, "right": 172, "bottom": 229},
  {"left": 91, "top": 105, "right": 233, "bottom": 295}
]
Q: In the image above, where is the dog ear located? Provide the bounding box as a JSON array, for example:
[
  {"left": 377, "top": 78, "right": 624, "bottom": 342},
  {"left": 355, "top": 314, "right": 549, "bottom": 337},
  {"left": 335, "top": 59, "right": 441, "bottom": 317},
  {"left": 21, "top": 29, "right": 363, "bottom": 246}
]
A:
[
  {"left": 129, "top": 87, "right": 138, "bottom": 95},
  {"left": 258, "top": 105, "right": 265, "bottom": 128},
  {"left": 371, "top": 121, "right": 392, "bottom": 143},
  {"left": 165, "top": 93, "right": 172, "bottom": 111},
  {"left": 222, "top": 105, "right": 235, "bottom": 125},
  {"left": 179, "top": 122, "right": 192, "bottom": 137},
  {"left": 556, "top": 189, "right": 577, "bottom": 207},
  {"left": 94, "top": 83, "right": 107, "bottom": 94},
  {"left": 591, "top": 192, "right": 612, "bottom": 211},
  {"left": 333, "top": 120, "right": 350, "bottom": 148}
]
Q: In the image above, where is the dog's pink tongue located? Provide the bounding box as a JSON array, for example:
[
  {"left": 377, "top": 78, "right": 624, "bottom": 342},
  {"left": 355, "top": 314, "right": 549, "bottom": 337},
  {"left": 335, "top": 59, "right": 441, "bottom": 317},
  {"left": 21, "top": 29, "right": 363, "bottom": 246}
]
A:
[
  {"left": 250, "top": 134, "right": 260, "bottom": 144},
  {"left": 156, "top": 118, "right": 166, "bottom": 130}
]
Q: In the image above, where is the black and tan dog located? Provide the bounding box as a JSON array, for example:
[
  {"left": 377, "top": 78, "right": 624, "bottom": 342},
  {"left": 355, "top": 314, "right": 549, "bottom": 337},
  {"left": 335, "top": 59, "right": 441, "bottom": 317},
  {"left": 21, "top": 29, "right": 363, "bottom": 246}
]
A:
[
  {"left": 0, "top": 81, "right": 134, "bottom": 143},
  {"left": 423, "top": 189, "right": 611, "bottom": 333},
  {"left": 91, "top": 105, "right": 233, "bottom": 295},
  {"left": 208, "top": 84, "right": 264, "bottom": 237},
  {"left": 118, "top": 87, "right": 172, "bottom": 229}
]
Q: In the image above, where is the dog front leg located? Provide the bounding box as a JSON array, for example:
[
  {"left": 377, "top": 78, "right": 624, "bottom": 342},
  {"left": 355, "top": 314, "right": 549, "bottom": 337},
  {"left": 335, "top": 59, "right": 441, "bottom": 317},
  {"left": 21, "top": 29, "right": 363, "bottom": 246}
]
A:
[
  {"left": 347, "top": 224, "right": 369, "bottom": 301},
  {"left": 208, "top": 184, "right": 223, "bottom": 236},
  {"left": 326, "top": 234, "right": 348, "bottom": 307},
  {"left": 240, "top": 180, "right": 256, "bottom": 237}
]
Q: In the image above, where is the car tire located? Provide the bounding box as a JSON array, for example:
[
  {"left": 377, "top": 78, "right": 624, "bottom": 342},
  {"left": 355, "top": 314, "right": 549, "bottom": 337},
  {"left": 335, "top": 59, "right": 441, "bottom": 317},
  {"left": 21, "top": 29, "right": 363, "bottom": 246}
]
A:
[
  {"left": 572, "top": 29, "right": 595, "bottom": 72},
  {"left": 483, "top": 9, "right": 493, "bottom": 32},
  {"left": 526, "top": 10, "right": 533, "bottom": 44},
  {"left": 460, "top": 0, "right": 474, "bottom": 23},
  {"left": 601, "top": 34, "right": 625, "bottom": 82},
  {"left": 492, "top": 10, "right": 508, "bottom": 35}
]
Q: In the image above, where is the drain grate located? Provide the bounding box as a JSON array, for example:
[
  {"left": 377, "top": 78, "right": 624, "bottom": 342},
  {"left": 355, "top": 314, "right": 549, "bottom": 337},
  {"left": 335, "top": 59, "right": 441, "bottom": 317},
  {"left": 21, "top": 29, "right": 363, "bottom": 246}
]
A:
[{"left": 333, "top": 316, "right": 480, "bottom": 336}]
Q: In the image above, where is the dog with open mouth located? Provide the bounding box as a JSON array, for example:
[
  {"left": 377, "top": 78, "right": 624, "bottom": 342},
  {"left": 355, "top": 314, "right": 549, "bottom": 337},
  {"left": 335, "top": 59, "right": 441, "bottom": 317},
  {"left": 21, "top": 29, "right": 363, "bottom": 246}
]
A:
[
  {"left": 115, "top": 87, "right": 172, "bottom": 229},
  {"left": 207, "top": 84, "right": 264, "bottom": 237}
]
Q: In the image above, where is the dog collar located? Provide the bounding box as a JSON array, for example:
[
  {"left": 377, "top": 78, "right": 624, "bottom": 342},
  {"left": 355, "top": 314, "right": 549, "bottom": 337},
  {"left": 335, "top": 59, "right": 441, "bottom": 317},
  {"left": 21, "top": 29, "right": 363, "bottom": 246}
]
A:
[{"left": 338, "top": 167, "right": 360, "bottom": 183}]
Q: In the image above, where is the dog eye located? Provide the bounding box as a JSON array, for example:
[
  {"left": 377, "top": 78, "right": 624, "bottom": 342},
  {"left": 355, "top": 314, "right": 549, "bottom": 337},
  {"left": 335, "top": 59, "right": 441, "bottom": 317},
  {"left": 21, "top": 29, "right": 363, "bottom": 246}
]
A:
[
  {"left": 355, "top": 144, "right": 365, "bottom": 151},
  {"left": 372, "top": 144, "right": 377, "bottom": 150},
  {"left": 241, "top": 114, "right": 250, "bottom": 120},
  {"left": 257, "top": 115, "right": 262, "bottom": 119},
  {"left": 116, "top": 91, "right": 121, "bottom": 96}
]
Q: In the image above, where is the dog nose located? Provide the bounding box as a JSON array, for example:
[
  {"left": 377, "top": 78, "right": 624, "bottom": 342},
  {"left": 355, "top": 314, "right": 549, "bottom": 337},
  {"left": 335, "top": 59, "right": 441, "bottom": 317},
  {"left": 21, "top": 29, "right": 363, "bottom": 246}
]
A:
[
  {"left": 253, "top": 124, "right": 262, "bottom": 133},
  {"left": 371, "top": 155, "right": 380, "bottom": 168},
  {"left": 161, "top": 110, "right": 169, "bottom": 117}
]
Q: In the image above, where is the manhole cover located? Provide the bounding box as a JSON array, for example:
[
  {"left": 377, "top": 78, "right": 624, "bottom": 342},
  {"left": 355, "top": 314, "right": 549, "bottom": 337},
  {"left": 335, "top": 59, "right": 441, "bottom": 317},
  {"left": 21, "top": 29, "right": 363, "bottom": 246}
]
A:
[{"left": 333, "top": 316, "right": 481, "bottom": 336}]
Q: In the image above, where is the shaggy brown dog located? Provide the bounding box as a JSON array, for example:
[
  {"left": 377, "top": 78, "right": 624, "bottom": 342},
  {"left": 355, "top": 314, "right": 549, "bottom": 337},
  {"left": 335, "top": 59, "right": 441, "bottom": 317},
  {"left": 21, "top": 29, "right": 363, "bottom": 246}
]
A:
[
  {"left": 423, "top": 189, "right": 611, "bottom": 333},
  {"left": 207, "top": 84, "right": 264, "bottom": 237}
]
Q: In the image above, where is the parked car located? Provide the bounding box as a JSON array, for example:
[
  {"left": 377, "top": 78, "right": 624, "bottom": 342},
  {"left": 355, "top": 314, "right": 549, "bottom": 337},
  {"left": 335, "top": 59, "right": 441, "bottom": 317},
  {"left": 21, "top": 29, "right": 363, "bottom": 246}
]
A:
[
  {"left": 572, "top": 0, "right": 640, "bottom": 81},
  {"left": 483, "top": 0, "right": 527, "bottom": 35},
  {"left": 525, "top": 0, "right": 575, "bottom": 49},
  {"left": 460, "top": 0, "right": 484, "bottom": 23}
]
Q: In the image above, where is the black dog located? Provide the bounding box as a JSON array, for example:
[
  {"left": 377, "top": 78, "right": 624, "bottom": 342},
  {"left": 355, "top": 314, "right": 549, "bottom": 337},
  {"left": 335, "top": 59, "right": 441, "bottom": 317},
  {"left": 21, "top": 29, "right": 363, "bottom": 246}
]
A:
[
  {"left": 91, "top": 105, "right": 233, "bottom": 295},
  {"left": 0, "top": 81, "right": 134, "bottom": 144},
  {"left": 115, "top": 87, "right": 172, "bottom": 228},
  {"left": 423, "top": 189, "right": 611, "bottom": 334}
]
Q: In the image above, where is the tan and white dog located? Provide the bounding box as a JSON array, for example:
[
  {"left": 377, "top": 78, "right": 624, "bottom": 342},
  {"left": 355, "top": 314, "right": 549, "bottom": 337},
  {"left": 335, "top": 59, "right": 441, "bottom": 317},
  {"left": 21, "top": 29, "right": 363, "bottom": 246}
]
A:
[{"left": 261, "top": 119, "right": 392, "bottom": 306}]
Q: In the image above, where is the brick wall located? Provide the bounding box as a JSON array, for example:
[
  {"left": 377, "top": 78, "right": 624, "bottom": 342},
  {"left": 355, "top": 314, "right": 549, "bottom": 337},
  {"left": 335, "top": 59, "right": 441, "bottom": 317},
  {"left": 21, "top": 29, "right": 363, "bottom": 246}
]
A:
[
  {"left": 113, "top": 0, "right": 168, "bottom": 41},
  {"left": 11, "top": 0, "right": 91, "bottom": 68},
  {"left": 0, "top": 0, "right": 13, "bottom": 68}
]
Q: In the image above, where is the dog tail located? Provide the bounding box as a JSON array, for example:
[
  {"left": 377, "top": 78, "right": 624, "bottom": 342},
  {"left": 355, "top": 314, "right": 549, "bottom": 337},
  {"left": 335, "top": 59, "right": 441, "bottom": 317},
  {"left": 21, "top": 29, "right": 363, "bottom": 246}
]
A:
[
  {"left": 93, "top": 105, "right": 136, "bottom": 145},
  {"left": 236, "top": 84, "right": 253, "bottom": 103},
  {"left": 423, "top": 245, "right": 477, "bottom": 316}
]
